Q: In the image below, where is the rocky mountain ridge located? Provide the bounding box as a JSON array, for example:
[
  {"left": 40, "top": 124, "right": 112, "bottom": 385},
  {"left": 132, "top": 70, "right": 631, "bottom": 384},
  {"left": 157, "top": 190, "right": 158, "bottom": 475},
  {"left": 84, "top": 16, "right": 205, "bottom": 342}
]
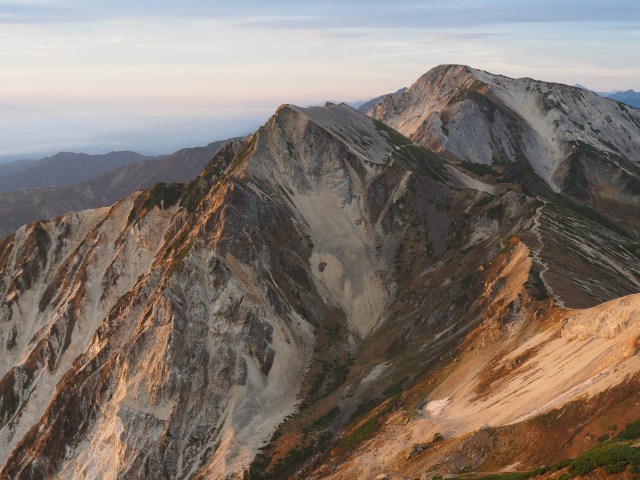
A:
[
  {"left": 370, "top": 66, "right": 640, "bottom": 228},
  {"left": 0, "top": 66, "right": 639, "bottom": 479}
]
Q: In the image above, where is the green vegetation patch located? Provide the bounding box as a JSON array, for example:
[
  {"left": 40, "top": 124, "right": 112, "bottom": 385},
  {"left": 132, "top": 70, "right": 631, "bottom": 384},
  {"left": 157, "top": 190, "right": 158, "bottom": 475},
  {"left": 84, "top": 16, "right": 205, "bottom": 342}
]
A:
[
  {"left": 459, "top": 161, "right": 499, "bottom": 178},
  {"left": 227, "top": 134, "right": 257, "bottom": 173},
  {"left": 311, "top": 406, "right": 340, "bottom": 431},
  {"left": 244, "top": 431, "right": 331, "bottom": 480},
  {"left": 468, "top": 421, "right": 640, "bottom": 480},
  {"left": 617, "top": 419, "right": 640, "bottom": 440},
  {"left": 165, "top": 242, "right": 192, "bottom": 279},
  {"left": 181, "top": 136, "right": 256, "bottom": 212},
  {"left": 564, "top": 153, "right": 590, "bottom": 200},
  {"left": 302, "top": 357, "right": 353, "bottom": 407},
  {"left": 372, "top": 118, "right": 449, "bottom": 182},
  {"left": 143, "top": 183, "right": 184, "bottom": 211},
  {"left": 127, "top": 182, "right": 185, "bottom": 224},
  {"left": 446, "top": 80, "right": 488, "bottom": 107},
  {"left": 446, "top": 230, "right": 463, "bottom": 250},
  {"left": 337, "top": 416, "right": 380, "bottom": 454},
  {"left": 372, "top": 118, "right": 412, "bottom": 147},
  {"left": 568, "top": 441, "right": 640, "bottom": 476},
  {"left": 338, "top": 383, "right": 404, "bottom": 455},
  {"left": 179, "top": 177, "right": 201, "bottom": 212}
]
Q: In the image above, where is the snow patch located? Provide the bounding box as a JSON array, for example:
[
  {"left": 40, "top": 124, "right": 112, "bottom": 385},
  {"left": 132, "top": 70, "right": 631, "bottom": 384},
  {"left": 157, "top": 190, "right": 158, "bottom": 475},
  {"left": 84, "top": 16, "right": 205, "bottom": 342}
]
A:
[{"left": 424, "top": 398, "right": 451, "bottom": 417}]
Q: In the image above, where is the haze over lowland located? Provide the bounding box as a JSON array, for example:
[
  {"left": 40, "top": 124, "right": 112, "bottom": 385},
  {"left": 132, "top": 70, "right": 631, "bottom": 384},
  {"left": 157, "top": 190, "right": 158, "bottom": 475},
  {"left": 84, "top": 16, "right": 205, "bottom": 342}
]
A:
[{"left": 1, "top": 0, "right": 639, "bottom": 160}]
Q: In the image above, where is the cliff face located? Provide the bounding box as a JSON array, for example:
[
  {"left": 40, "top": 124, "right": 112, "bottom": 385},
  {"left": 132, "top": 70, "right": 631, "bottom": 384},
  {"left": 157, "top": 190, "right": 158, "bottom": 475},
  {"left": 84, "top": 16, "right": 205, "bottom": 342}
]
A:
[{"left": 0, "top": 69, "right": 639, "bottom": 479}]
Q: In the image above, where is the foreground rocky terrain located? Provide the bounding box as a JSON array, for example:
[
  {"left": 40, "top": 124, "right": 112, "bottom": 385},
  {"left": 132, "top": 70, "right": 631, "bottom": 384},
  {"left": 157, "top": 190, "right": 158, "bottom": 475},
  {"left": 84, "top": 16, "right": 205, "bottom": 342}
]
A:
[{"left": 0, "top": 66, "right": 639, "bottom": 479}]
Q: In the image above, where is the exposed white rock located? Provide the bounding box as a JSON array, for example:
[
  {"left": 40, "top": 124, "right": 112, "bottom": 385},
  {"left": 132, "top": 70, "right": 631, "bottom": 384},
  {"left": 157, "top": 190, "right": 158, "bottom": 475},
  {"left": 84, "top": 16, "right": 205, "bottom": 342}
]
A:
[
  {"left": 245, "top": 103, "right": 401, "bottom": 337},
  {"left": 424, "top": 398, "right": 451, "bottom": 417},
  {"left": 371, "top": 64, "right": 640, "bottom": 191}
]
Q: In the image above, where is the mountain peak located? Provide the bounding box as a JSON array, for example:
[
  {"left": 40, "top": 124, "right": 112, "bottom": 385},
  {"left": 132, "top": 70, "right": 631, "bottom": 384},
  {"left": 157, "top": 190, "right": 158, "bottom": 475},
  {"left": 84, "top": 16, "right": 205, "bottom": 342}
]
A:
[
  {"left": 371, "top": 64, "right": 640, "bottom": 191},
  {"left": 265, "top": 102, "right": 395, "bottom": 167},
  {"left": 413, "top": 64, "right": 476, "bottom": 88}
]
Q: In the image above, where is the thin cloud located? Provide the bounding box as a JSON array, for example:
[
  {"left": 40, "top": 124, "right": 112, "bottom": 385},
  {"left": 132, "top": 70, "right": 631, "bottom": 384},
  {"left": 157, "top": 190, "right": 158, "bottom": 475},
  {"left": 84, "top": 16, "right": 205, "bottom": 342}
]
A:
[
  {"left": 421, "top": 32, "right": 506, "bottom": 42},
  {"left": 0, "top": 3, "right": 85, "bottom": 23},
  {"left": 2, "top": 1, "right": 640, "bottom": 27},
  {"left": 307, "top": 30, "right": 371, "bottom": 40},
  {"left": 227, "top": 15, "right": 323, "bottom": 30}
]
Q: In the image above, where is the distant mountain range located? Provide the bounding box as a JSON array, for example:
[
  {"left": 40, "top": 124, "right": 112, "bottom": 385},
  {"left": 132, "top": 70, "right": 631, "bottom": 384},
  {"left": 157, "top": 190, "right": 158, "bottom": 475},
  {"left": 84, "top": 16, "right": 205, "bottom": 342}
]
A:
[
  {"left": 575, "top": 83, "right": 640, "bottom": 108},
  {"left": 0, "top": 151, "right": 157, "bottom": 194},
  {"left": 0, "top": 140, "right": 235, "bottom": 238},
  {"left": 0, "top": 159, "right": 38, "bottom": 177},
  {"left": 353, "top": 87, "right": 408, "bottom": 112},
  {"left": 603, "top": 89, "right": 640, "bottom": 108}
]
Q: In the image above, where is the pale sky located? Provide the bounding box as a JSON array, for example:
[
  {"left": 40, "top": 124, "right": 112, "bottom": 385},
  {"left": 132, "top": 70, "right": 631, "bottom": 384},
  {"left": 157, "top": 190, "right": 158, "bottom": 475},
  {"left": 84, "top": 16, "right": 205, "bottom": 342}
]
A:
[{"left": 1, "top": 0, "right": 639, "bottom": 160}]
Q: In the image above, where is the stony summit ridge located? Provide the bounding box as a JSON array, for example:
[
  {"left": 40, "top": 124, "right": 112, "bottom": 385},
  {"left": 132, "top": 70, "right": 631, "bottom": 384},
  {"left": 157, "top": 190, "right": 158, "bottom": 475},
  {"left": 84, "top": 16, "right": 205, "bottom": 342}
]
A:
[{"left": 0, "top": 65, "right": 639, "bottom": 479}]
